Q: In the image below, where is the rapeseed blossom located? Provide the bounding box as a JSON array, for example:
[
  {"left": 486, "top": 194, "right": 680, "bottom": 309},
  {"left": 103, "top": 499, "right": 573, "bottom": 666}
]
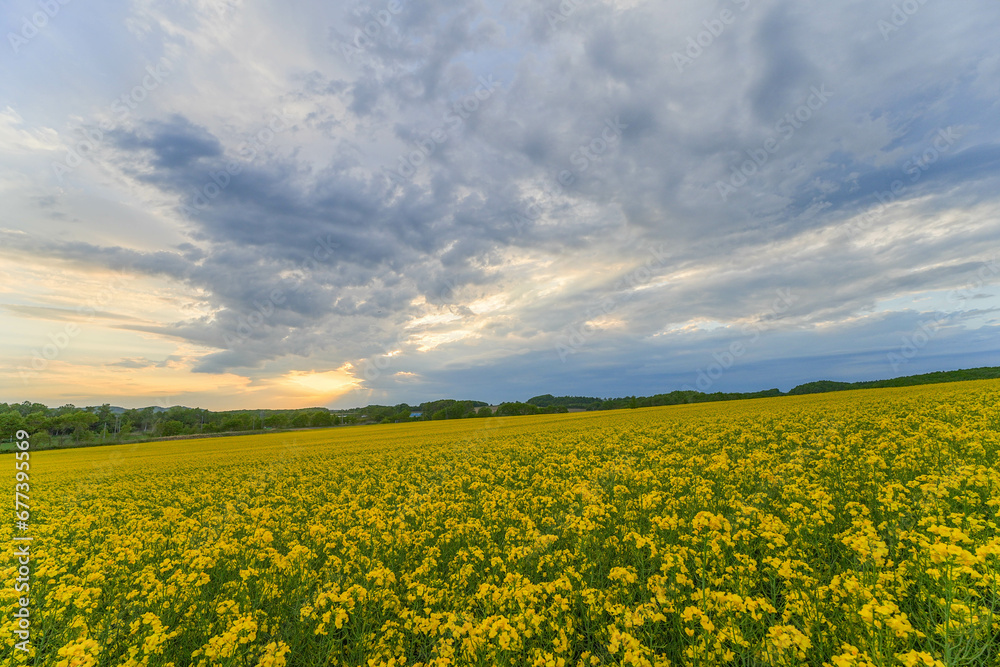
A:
[{"left": 4, "top": 380, "right": 1000, "bottom": 665}]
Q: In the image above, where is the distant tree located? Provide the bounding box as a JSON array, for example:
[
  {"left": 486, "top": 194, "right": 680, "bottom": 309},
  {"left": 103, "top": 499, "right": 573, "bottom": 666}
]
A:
[
  {"left": 264, "top": 414, "right": 290, "bottom": 429},
  {"left": 93, "top": 404, "right": 115, "bottom": 437},
  {"left": 129, "top": 407, "right": 158, "bottom": 433},
  {"left": 787, "top": 380, "right": 853, "bottom": 395},
  {"left": 0, "top": 411, "right": 27, "bottom": 438},
  {"left": 367, "top": 406, "right": 396, "bottom": 422},
  {"left": 496, "top": 402, "right": 539, "bottom": 417},
  {"left": 436, "top": 401, "right": 475, "bottom": 419},
  {"left": 220, "top": 417, "right": 243, "bottom": 431},
  {"left": 310, "top": 411, "right": 334, "bottom": 427},
  {"left": 16, "top": 401, "right": 49, "bottom": 417},
  {"left": 163, "top": 406, "right": 204, "bottom": 428},
  {"left": 25, "top": 411, "right": 48, "bottom": 434},
  {"left": 527, "top": 394, "right": 556, "bottom": 407},
  {"left": 526, "top": 395, "right": 601, "bottom": 410},
  {"left": 157, "top": 420, "right": 184, "bottom": 437},
  {"left": 291, "top": 412, "right": 311, "bottom": 428},
  {"left": 420, "top": 399, "right": 474, "bottom": 419},
  {"left": 61, "top": 411, "right": 98, "bottom": 441}
]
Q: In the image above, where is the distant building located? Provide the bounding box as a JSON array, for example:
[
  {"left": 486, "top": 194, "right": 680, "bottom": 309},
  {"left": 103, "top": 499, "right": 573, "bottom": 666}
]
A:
[{"left": 409, "top": 411, "right": 423, "bottom": 418}]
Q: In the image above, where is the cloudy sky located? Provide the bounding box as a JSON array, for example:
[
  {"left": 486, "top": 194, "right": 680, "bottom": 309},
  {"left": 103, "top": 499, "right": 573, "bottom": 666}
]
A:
[{"left": 1, "top": 0, "right": 998, "bottom": 410}]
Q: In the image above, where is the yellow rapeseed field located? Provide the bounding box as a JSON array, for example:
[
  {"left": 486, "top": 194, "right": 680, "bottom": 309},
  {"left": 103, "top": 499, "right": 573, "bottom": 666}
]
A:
[{"left": 4, "top": 380, "right": 1000, "bottom": 667}]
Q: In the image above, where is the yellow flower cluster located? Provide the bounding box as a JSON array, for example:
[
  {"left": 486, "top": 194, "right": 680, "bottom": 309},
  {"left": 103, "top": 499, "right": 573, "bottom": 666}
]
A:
[
  {"left": 55, "top": 638, "right": 100, "bottom": 667},
  {"left": 4, "top": 379, "right": 1000, "bottom": 666}
]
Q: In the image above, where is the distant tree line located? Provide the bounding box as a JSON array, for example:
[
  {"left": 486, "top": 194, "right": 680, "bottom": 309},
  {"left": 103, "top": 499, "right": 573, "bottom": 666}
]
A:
[
  {"left": 4, "top": 366, "right": 996, "bottom": 449},
  {"left": 526, "top": 390, "right": 785, "bottom": 411},
  {"left": 352, "top": 400, "right": 570, "bottom": 422},
  {"left": 786, "top": 367, "right": 1000, "bottom": 394},
  {"left": 528, "top": 367, "right": 1000, "bottom": 411},
  {"left": 0, "top": 402, "right": 343, "bottom": 447}
]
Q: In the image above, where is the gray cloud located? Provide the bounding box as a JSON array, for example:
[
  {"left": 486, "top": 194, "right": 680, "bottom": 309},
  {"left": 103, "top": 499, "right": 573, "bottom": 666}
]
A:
[{"left": 112, "top": 115, "right": 222, "bottom": 169}]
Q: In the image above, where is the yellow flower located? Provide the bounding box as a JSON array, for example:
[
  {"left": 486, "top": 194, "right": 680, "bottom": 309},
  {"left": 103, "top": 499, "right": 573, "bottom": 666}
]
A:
[
  {"left": 23, "top": 380, "right": 1000, "bottom": 667},
  {"left": 256, "top": 641, "right": 291, "bottom": 667}
]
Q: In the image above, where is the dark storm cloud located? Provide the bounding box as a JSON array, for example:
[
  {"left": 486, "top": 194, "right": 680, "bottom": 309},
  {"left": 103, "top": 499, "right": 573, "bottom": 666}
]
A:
[{"left": 111, "top": 115, "right": 222, "bottom": 168}]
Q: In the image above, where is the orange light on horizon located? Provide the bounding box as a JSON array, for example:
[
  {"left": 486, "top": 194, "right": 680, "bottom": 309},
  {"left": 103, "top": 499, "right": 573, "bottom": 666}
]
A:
[{"left": 282, "top": 367, "right": 361, "bottom": 401}]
